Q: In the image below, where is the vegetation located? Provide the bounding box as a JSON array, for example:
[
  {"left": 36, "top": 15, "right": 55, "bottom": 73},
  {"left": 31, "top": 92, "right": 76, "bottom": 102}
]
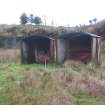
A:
[
  {"left": 19, "top": 13, "right": 42, "bottom": 25},
  {"left": 0, "top": 41, "right": 105, "bottom": 105},
  {"left": 0, "top": 49, "right": 20, "bottom": 63},
  {"left": 34, "top": 16, "right": 42, "bottom": 25},
  {"left": 0, "top": 62, "right": 105, "bottom": 105},
  {"left": 89, "top": 19, "right": 105, "bottom": 38},
  {"left": 0, "top": 18, "right": 105, "bottom": 105},
  {"left": 89, "top": 18, "right": 97, "bottom": 25},
  {"left": 20, "top": 13, "right": 28, "bottom": 25},
  {"left": 29, "top": 14, "right": 34, "bottom": 24}
]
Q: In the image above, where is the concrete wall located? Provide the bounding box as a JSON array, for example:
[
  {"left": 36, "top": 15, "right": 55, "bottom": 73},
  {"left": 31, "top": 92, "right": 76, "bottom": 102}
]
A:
[
  {"left": 21, "top": 41, "right": 28, "bottom": 63},
  {"left": 0, "top": 36, "right": 22, "bottom": 48},
  {"left": 92, "top": 37, "right": 101, "bottom": 64},
  {"left": 57, "top": 39, "right": 67, "bottom": 63}
]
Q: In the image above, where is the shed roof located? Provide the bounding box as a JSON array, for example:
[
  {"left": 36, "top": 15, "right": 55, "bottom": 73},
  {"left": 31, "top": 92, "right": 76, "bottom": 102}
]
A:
[
  {"left": 26, "top": 29, "right": 57, "bottom": 38},
  {"left": 59, "top": 32, "right": 100, "bottom": 39},
  {"left": 23, "top": 35, "right": 55, "bottom": 41}
]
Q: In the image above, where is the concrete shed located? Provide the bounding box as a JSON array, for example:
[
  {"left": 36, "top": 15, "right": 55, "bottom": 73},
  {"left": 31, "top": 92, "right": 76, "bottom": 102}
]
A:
[
  {"left": 21, "top": 30, "right": 101, "bottom": 64},
  {"left": 57, "top": 32, "right": 101, "bottom": 64},
  {"left": 21, "top": 30, "right": 57, "bottom": 64}
]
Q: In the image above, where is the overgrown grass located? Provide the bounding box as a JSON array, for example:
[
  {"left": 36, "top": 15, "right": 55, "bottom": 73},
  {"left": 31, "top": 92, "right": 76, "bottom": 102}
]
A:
[
  {"left": 0, "top": 63, "right": 105, "bottom": 105},
  {"left": 0, "top": 49, "right": 20, "bottom": 63}
]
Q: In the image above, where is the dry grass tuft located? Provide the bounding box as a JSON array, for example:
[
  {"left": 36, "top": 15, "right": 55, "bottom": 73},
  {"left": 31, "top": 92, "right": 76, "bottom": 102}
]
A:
[
  {"left": 11, "top": 69, "right": 75, "bottom": 105},
  {"left": 63, "top": 60, "right": 85, "bottom": 71},
  {"left": 0, "top": 48, "right": 20, "bottom": 63},
  {"left": 52, "top": 68, "right": 105, "bottom": 99},
  {"left": 36, "top": 93, "right": 74, "bottom": 105},
  {"left": 1, "top": 64, "right": 105, "bottom": 105}
]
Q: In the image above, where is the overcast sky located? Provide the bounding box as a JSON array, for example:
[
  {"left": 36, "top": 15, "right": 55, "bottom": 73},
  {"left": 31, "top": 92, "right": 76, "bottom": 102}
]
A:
[{"left": 0, "top": 0, "right": 105, "bottom": 26}]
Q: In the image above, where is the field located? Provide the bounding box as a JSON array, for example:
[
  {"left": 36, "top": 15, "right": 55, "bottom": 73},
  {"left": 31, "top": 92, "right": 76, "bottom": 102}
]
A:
[
  {"left": 0, "top": 48, "right": 20, "bottom": 63},
  {"left": 0, "top": 62, "right": 105, "bottom": 105},
  {"left": 0, "top": 41, "right": 105, "bottom": 105}
]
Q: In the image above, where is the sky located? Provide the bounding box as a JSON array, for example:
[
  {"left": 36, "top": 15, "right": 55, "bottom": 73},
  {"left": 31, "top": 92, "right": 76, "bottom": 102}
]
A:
[{"left": 0, "top": 0, "right": 105, "bottom": 26}]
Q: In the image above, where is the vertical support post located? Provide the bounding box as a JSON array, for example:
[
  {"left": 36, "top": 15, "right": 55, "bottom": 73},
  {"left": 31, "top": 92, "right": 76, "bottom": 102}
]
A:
[
  {"left": 92, "top": 37, "right": 101, "bottom": 64},
  {"left": 50, "top": 39, "right": 54, "bottom": 63},
  {"left": 21, "top": 41, "right": 28, "bottom": 64},
  {"left": 57, "top": 39, "right": 67, "bottom": 64},
  {"left": 44, "top": 58, "right": 47, "bottom": 69},
  {"left": 35, "top": 48, "right": 38, "bottom": 62},
  {"left": 97, "top": 38, "right": 101, "bottom": 64},
  {"left": 92, "top": 37, "right": 97, "bottom": 62},
  {"left": 54, "top": 39, "right": 57, "bottom": 63}
]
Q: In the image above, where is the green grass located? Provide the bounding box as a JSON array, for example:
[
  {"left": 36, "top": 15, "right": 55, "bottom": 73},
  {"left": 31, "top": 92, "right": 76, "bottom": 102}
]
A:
[
  {"left": 74, "top": 94, "right": 105, "bottom": 105},
  {"left": 0, "top": 64, "right": 105, "bottom": 105},
  {"left": 0, "top": 64, "right": 61, "bottom": 105}
]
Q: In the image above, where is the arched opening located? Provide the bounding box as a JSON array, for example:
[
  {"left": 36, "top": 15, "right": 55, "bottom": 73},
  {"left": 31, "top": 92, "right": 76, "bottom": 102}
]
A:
[
  {"left": 22, "top": 36, "right": 52, "bottom": 64},
  {"left": 68, "top": 35, "right": 92, "bottom": 63},
  {"left": 58, "top": 33, "right": 92, "bottom": 64}
]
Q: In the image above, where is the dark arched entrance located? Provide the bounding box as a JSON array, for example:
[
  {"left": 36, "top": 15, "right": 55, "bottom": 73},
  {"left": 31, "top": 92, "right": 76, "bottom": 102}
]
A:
[{"left": 21, "top": 35, "right": 54, "bottom": 64}]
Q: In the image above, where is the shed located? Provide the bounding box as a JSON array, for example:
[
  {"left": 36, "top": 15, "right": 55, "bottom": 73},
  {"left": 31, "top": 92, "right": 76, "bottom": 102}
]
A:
[
  {"left": 57, "top": 32, "right": 101, "bottom": 64},
  {"left": 21, "top": 30, "right": 101, "bottom": 64},
  {"left": 21, "top": 30, "right": 57, "bottom": 64}
]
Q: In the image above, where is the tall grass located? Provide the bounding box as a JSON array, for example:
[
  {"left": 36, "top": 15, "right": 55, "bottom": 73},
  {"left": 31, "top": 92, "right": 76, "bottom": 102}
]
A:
[
  {"left": 0, "top": 48, "right": 20, "bottom": 63},
  {"left": 0, "top": 41, "right": 105, "bottom": 105},
  {"left": 0, "top": 63, "right": 105, "bottom": 105}
]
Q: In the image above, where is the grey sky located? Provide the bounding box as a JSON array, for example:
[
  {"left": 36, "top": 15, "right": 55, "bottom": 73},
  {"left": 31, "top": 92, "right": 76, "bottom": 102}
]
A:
[{"left": 0, "top": 0, "right": 105, "bottom": 26}]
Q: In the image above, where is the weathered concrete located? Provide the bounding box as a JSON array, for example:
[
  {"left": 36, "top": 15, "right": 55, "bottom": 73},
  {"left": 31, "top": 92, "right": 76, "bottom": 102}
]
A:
[
  {"left": 0, "top": 36, "right": 22, "bottom": 48},
  {"left": 57, "top": 39, "right": 67, "bottom": 63}
]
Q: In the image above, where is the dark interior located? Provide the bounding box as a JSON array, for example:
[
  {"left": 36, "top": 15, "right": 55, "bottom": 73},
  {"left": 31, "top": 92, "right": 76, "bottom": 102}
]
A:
[
  {"left": 68, "top": 35, "right": 92, "bottom": 63},
  {"left": 24, "top": 36, "right": 50, "bottom": 64}
]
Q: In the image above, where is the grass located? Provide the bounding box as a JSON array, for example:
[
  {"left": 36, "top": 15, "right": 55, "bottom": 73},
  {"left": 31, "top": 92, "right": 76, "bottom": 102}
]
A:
[
  {"left": 0, "top": 49, "right": 20, "bottom": 63},
  {"left": 75, "top": 94, "right": 105, "bottom": 105},
  {"left": 0, "top": 63, "right": 105, "bottom": 105},
  {"left": 0, "top": 25, "right": 105, "bottom": 105}
]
